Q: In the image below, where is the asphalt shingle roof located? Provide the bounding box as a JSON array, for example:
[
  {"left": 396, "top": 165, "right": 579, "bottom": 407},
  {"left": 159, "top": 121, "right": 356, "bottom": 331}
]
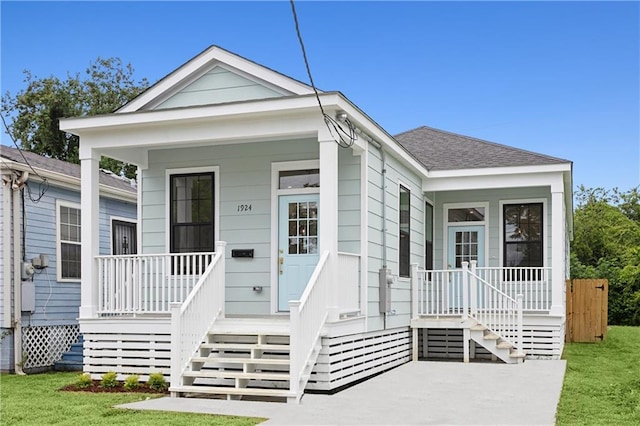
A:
[
  {"left": 0, "top": 146, "right": 136, "bottom": 194},
  {"left": 394, "top": 126, "right": 570, "bottom": 171}
]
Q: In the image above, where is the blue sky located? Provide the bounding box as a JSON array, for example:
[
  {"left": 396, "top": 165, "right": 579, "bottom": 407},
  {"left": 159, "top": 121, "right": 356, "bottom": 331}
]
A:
[{"left": 1, "top": 1, "right": 638, "bottom": 191}]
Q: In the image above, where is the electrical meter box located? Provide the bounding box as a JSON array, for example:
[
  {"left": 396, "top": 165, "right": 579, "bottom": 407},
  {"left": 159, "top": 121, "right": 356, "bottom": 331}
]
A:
[
  {"left": 22, "top": 281, "right": 35, "bottom": 313},
  {"left": 378, "top": 268, "right": 393, "bottom": 313}
]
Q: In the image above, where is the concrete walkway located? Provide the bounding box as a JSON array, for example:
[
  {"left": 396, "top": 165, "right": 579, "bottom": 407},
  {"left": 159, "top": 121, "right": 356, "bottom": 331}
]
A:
[{"left": 118, "top": 360, "right": 566, "bottom": 425}]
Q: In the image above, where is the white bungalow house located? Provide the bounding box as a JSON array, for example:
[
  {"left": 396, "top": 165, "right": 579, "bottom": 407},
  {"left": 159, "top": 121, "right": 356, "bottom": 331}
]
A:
[{"left": 59, "top": 46, "right": 572, "bottom": 403}]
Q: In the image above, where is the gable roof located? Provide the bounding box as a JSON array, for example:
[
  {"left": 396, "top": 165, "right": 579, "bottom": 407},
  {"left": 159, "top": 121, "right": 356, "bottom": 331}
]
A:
[
  {"left": 394, "top": 126, "right": 571, "bottom": 171},
  {"left": 118, "top": 45, "right": 316, "bottom": 113},
  {"left": 0, "top": 146, "right": 136, "bottom": 195}
]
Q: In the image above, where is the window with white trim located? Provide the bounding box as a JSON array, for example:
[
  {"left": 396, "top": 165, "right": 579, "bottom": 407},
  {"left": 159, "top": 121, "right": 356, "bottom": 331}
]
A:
[
  {"left": 399, "top": 185, "right": 410, "bottom": 277},
  {"left": 503, "top": 203, "right": 543, "bottom": 267},
  {"left": 57, "top": 201, "right": 81, "bottom": 280}
]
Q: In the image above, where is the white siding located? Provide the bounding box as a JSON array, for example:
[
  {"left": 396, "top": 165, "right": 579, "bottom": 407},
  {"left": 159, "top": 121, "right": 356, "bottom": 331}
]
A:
[
  {"left": 141, "top": 139, "right": 319, "bottom": 315},
  {"left": 156, "top": 67, "right": 283, "bottom": 110}
]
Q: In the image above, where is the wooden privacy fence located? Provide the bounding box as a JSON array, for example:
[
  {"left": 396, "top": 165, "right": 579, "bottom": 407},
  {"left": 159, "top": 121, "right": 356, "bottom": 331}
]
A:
[{"left": 566, "top": 279, "right": 608, "bottom": 342}]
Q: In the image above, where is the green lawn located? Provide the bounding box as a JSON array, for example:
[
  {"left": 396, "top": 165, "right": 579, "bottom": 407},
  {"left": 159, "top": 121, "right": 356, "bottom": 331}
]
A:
[
  {"left": 0, "top": 372, "right": 265, "bottom": 425},
  {"left": 557, "top": 326, "right": 640, "bottom": 425}
]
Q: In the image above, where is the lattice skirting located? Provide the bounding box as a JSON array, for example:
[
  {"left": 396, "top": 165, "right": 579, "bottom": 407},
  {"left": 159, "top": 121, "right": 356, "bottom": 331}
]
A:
[
  {"left": 22, "top": 324, "right": 80, "bottom": 370},
  {"left": 307, "top": 327, "right": 412, "bottom": 391}
]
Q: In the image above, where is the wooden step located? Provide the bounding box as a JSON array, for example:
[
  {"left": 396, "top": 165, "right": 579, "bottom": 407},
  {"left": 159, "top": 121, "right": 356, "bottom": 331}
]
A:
[
  {"left": 191, "top": 356, "right": 290, "bottom": 365},
  {"left": 170, "top": 384, "right": 295, "bottom": 398},
  {"left": 483, "top": 332, "right": 500, "bottom": 340},
  {"left": 184, "top": 370, "right": 291, "bottom": 381},
  {"left": 470, "top": 324, "right": 487, "bottom": 331},
  {"left": 496, "top": 341, "right": 514, "bottom": 349},
  {"left": 510, "top": 350, "right": 527, "bottom": 358},
  {"left": 201, "top": 342, "right": 290, "bottom": 351}
]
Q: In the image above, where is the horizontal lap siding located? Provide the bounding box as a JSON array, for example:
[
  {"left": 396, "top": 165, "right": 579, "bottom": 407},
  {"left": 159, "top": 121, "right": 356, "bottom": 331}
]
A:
[
  {"left": 22, "top": 186, "right": 135, "bottom": 328},
  {"left": 367, "top": 146, "right": 424, "bottom": 331},
  {"left": 432, "top": 187, "right": 551, "bottom": 269},
  {"left": 156, "top": 68, "right": 283, "bottom": 110},
  {"left": 142, "top": 139, "right": 318, "bottom": 315},
  {"left": 338, "top": 149, "right": 361, "bottom": 254}
]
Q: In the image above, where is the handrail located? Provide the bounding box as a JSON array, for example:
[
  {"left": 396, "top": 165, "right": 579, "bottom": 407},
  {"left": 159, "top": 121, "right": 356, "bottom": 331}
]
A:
[
  {"left": 468, "top": 268, "right": 520, "bottom": 349},
  {"left": 289, "top": 250, "right": 330, "bottom": 403},
  {"left": 475, "top": 266, "right": 551, "bottom": 311},
  {"left": 170, "top": 241, "right": 226, "bottom": 391}
]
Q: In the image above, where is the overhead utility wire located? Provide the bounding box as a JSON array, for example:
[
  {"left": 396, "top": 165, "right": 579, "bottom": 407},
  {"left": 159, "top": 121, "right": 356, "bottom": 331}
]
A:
[
  {"left": 0, "top": 113, "right": 49, "bottom": 202},
  {"left": 289, "top": 0, "right": 356, "bottom": 149}
]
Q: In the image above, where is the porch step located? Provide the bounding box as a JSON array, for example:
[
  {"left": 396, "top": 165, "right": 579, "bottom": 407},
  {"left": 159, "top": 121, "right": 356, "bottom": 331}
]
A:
[
  {"left": 469, "top": 325, "right": 524, "bottom": 364},
  {"left": 170, "top": 384, "right": 295, "bottom": 399},
  {"left": 191, "top": 356, "right": 289, "bottom": 366},
  {"left": 200, "top": 342, "right": 290, "bottom": 351},
  {"left": 54, "top": 335, "right": 83, "bottom": 372},
  {"left": 176, "top": 318, "right": 296, "bottom": 402},
  {"left": 184, "top": 370, "right": 291, "bottom": 381}
]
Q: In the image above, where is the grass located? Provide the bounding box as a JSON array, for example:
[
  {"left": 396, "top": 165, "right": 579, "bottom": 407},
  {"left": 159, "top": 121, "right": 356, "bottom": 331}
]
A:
[
  {"left": 557, "top": 326, "right": 640, "bottom": 425},
  {"left": 0, "top": 372, "right": 265, "bottom": 426}
]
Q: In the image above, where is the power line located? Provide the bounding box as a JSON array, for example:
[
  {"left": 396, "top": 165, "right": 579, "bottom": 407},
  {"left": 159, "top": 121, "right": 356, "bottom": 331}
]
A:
[
  {"left": 289, "top": 0, "right": 356, "bottom": 149},
  {"left": 1, "top": 113, "right": 49, "bottom": 202}
]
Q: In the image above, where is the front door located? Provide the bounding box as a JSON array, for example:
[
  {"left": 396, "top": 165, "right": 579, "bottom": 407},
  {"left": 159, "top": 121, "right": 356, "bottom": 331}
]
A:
[
  {"left": 446, "top": 226, "right": 485, "bottom": 310},
  {"left": 278, "top": 194, "right": 319, "bottom": 311},
  {"left": 447, "top": 225, "right": 485, "bottom": 269}
]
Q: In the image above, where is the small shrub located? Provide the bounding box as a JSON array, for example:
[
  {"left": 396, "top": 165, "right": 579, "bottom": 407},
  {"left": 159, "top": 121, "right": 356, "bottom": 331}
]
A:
[
  {"left": 76, "top": 373, "right": 93, "bottom": 389},
  {"left": 147, "top": 372, "right": 167, "bottom": 391},
  {"left": 100, "top": 371, "right": 118, "bottom": 388},
  {"left": 123, "top": 374, "right": 140, "bottom": 391}
]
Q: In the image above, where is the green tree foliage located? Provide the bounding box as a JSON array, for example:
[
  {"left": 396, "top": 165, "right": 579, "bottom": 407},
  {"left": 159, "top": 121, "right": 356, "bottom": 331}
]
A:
[
  {"left": 1, "top": 58, "right": 149, "bottom": 179},
  {"left": 571, "top": 185, "right": 640, "bottom": 325}
]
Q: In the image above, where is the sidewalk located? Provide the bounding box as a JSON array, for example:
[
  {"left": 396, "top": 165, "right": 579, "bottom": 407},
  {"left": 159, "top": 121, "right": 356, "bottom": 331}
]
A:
[{"left": 118, "top": 360, "right": 566, "bottom": 425}]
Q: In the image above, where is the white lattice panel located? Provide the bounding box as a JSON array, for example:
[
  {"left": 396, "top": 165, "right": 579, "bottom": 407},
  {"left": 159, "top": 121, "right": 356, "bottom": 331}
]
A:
[{"left": 22, "top": 325, "right": 79, "bottom": 369}]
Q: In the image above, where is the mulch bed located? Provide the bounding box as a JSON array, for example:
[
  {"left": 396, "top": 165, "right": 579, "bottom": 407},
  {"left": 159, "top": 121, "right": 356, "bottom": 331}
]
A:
[{"left": 60, "top": 380, "right": 168, "bottom": 394}]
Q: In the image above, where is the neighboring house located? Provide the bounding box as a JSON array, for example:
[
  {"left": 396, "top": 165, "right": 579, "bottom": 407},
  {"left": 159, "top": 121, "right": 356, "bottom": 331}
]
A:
[
  {"left": 59, "top": 45, "right": 572, "bottom": 403},
  {"left": 0, "top": 146, "right": 136, "bottom": 372}
]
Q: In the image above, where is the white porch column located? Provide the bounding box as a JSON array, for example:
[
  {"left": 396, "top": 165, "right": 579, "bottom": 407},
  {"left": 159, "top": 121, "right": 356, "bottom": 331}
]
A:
[
  {"left": 319, "top": 138, "right": 339, "bottom": 321},
  {"left": 550, "top": 188, "right": 566, "bottom": 316},
  {"left": 79, "top": 149, "right": 100, "bottom": 318}
]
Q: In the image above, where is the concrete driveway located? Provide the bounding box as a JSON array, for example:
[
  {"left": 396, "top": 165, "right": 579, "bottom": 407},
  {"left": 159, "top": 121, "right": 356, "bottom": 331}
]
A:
[{"left": 119, "top": 360, "right": 567, "bottom": 425}]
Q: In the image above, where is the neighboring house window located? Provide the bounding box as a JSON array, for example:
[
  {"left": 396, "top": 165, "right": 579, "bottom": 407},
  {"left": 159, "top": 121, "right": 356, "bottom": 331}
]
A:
[
  {"left": 399, "top": 185, "right": 410, "bottom": 277},
  {"left": 112, "top": 219, "right": 137, "bottom": 255},
  {"left": 503, "top": 203, "right": 543, "bottom": 267},
  {"left": 170, "top": 172, "right": 215, "bottom": 253},
  {"left": 425, "top": 202, "right": 433, "bottom": 270},
  {"left": 57, "top": 201, "right": 81, "bottom": 281}
]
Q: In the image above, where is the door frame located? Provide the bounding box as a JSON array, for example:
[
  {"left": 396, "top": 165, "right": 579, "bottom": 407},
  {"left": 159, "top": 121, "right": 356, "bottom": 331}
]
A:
[
  {"left": 270, "top": 160, "right": 320, "bottom": 314},
  {"left": 277, "top": 193, "right": 320, "bottom": 311},
  {"left": 442, "top": 202, "right": 489, "bottom": 269}
]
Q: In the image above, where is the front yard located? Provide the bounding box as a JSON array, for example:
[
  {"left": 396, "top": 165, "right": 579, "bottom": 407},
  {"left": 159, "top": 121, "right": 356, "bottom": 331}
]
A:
[
  {"left": 556, "top": 326, "right": 640, "bottom": 425},
  {"left": 0, "top": 372, "right": 263, "bottom": 425}
]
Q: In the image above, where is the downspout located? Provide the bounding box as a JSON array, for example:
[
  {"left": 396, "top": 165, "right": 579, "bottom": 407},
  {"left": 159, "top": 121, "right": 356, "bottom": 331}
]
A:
[{"left": 12, "top": 171, "right": 28, "bottom": 375}]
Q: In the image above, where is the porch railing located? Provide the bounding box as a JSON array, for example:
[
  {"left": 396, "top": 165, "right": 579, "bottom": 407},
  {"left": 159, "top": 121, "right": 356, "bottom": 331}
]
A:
[
  {"left": 412, "top": 261, "right": 524, "bottom": 355},
  {"left": 475, "top": 267, "right": 551, "bottom": 311},
  {"left": 170, "top": 241, "right": 226, "bottom": 392},
  {"left": 289, "top": 250, "right": 331, "bottom": 403},
  {"left": 337, "top": 252, "right": 361, "bottom": 315},
  {"left": 96, "top": 252, "right": 216, "bottom": 315}
]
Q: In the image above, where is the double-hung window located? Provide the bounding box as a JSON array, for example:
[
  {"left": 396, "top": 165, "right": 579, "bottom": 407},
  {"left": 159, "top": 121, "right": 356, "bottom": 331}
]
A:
[{"left": 57, "top": 200, "right": 81, "bottom": 281}]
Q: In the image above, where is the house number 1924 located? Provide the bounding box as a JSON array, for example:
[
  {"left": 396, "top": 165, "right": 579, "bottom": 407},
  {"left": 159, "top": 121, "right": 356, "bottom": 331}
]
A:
[{"left": 237, "top": 204, "right": 252, "bottom": 212}]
